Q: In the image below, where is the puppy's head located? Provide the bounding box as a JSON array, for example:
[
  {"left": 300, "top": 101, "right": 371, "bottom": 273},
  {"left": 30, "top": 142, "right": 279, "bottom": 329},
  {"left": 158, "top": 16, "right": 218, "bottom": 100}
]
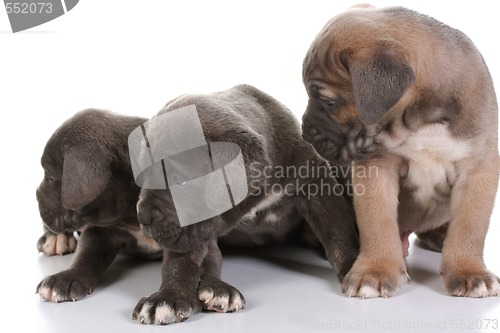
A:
[
  {"left": 37, "top": 109, "right": 141, "bottom": 233},
  {"left": 134, "top": 90, "right": 273, "bottom": 253},
  {"left": 137, "top": 140, "right": 225, "bottom": 252},
  {"left": 134, "top": 114, "right": 229, "bottom": 253},
  {"left": 301, "top": 8, "right": 415, "bottom": 165}
]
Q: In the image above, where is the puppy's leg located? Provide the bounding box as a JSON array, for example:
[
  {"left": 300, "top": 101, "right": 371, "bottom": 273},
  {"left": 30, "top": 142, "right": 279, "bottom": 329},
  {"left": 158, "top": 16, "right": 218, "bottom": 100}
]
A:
[
  {"left": 441, "top": 154, "right": 500, "bottom": 297},
  {"left": 37, "top": 227, "right": 77, "bottom": 256},
  {"left": 198, "top": 240, "right": 245, "bottom": 313},
  {"left": 36, "top": 227, "right": 122, "bottom": 302},
  {"left": 416, "top": 223, "right": 448, "bottom": 252},
  {"left": 342, "top": 156, "right": 409, "bottom": 298},
  {"left": 132, "top": 246, "right": 206, "bottom": 325},
  {"left": 295, "top": 163, "right": 359, "bottom": 281}
]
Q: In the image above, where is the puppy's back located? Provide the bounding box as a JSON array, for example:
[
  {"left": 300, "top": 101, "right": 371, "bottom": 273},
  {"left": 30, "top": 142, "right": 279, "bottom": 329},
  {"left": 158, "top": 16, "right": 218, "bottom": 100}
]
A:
[
  {"left": 159, "top": 85, "right": 307, "bottom": 165},
  {"left": 43, "top": 109, "right": 146, "bottom": 165}
]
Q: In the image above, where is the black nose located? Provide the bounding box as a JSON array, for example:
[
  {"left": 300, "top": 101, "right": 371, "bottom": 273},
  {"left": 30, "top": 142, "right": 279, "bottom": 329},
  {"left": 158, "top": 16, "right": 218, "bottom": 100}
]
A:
[{"left": 137, "top": 210, "right": 152, "bottom": 226}]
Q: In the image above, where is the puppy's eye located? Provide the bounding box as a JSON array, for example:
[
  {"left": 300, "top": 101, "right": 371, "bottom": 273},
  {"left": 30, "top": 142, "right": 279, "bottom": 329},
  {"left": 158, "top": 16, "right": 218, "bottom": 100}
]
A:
[
  {"left": 320, "top": 97, "right": 338, "bottom": 108},
  {"left": 44, "top": 170, "right": 56, "bottom": 182}
]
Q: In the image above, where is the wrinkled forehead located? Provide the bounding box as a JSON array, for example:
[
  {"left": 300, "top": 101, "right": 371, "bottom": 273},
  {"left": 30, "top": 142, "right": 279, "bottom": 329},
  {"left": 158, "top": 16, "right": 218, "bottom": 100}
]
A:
[
  {"left": 303, "top": 44, "right": 351, "bottom": 90},
  {"left": 303, "top": 9, "right": 382, "bottom": 85},
  {"left": 40, "top": 141, "right": 63, "bottom": 170}
]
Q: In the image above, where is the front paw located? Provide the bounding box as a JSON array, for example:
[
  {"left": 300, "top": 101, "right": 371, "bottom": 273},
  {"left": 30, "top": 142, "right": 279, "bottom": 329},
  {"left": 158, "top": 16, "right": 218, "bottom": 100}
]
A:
[
  {"left": 342, "top": 256, "right": 410, "bottom": 298},
  {"left": 36, "top": 269, "right": 96, "bottom": 302},
  {"left": 37, "top": 231, "right": 77, "bottom": 256},
  {"left": 441, "top": 261, "right": 500, "bottom": 297},
  {"left": 132, "top": 290, "right": 201, "bottom": 325},
  {"left": 198, "top": 278, "right": 245, "bottom": 313}
]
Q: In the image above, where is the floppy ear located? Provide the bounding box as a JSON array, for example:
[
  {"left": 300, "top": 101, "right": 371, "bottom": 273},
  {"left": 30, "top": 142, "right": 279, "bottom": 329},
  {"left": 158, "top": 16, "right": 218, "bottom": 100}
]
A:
[
  {"left": 346, "top": 47, "right": 415, "bottom": 124},
  {"left": 61, "top": 146, "right": 112, "bottom": 210}
]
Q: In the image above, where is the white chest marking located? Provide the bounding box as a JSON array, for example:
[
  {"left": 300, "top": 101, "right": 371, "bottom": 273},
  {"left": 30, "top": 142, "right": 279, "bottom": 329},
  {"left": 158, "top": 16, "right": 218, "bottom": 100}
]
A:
[
  {"left": 242, "top": 193, "right": 283, "bottom": 221},
  {"left": 386, "top": 124, "right": 470, "bottom": 205}
]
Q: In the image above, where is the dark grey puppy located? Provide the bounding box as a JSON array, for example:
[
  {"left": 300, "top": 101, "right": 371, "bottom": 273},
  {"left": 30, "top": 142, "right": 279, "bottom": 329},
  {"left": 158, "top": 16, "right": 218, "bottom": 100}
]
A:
[
  {"left": 36, "top": 109, "right": 162, "bottom": 302},
  {"left": 133, "top": 84, "right": 358, "bottom": 325}
]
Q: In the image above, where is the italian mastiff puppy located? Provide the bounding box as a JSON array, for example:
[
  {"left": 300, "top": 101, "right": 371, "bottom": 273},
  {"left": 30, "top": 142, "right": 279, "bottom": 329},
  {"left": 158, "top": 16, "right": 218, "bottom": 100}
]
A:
[
  {"left": 36, "top": 109, "right": 163, "bottom": 302},
  {"left": 133, "top": 84, "right": 359, "bottom": 325},
  {"left": 302, "top": 6, "right": 499, "bottom": 298}
]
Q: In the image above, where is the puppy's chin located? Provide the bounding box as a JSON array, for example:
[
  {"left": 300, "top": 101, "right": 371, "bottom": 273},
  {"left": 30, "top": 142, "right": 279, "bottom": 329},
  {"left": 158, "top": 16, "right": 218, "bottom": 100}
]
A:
[
  {"left": 306, "top": 138, "right": 344, "bottom": 165},
  {"left": 141, "top": 223, "right": 210, "bottom": 253},
  {"left": 336, "top": 141, "right": 380, "bottom": 165},
  {"left": 139, "top": 220, "right": 185, "bottom": 252},
  {"left": 40, "top": 210, "right": 85, "bottom": 234},
  {"left": 303, "top": 128, "right": 379, "bottom": 166}
]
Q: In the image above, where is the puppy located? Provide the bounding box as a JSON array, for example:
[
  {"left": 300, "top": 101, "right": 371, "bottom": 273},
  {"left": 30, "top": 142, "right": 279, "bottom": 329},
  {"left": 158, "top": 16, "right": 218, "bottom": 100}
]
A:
[
  {"left": 302, "top": 5, "right": 499, "bottom": 298},
  {"left": 36, "top": 109, "right": 162, "bottom": 302},
  {"left": 132, "top": 84, "right": 359, "bottom": 325}
]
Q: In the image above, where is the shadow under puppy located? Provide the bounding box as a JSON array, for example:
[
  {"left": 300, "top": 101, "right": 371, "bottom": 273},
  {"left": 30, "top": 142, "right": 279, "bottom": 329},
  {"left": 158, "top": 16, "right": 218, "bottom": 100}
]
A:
[
  {"left": 132, "top": 84, "right": 358, "bottom": 325},
  {"left": 36, "top": 109, "right": 163, "bottom": 302},
  {"left": 302, "top": 5, "right": 499, "bottom": 298}
]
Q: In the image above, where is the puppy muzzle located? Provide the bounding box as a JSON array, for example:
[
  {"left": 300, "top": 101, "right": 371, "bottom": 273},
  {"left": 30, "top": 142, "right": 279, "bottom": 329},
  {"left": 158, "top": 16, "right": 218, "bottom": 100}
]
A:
[
  {"left": 137, "top": 210, "right": 153, "bottom": 226},
  {"left": 302, "top": 120, "right": 380, "bottom": 165}
]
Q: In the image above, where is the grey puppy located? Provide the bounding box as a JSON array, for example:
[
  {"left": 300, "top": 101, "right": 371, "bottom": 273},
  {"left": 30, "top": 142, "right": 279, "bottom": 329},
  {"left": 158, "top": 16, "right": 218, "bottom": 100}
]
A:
[
  {"left": 133, "top": 84, "right": 359, "bottom": 325},
  {"left": 36, "top": 109, "right": 162, "bottom": 302}
]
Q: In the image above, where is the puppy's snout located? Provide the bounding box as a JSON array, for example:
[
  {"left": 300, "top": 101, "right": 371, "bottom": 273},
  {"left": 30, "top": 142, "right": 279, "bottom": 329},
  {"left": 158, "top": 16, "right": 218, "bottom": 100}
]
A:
[
  {"left": 137, "top": 210, "right": 153, "bottom": 226},
  {"left": 137, "top": 202, "right": 162, "bottom": 226},
  {"left": 302, "top": 122, "right": 319, "bottom": 142},
  {"left": 137, "top": 198, "right": 153, "bottom": 226}
]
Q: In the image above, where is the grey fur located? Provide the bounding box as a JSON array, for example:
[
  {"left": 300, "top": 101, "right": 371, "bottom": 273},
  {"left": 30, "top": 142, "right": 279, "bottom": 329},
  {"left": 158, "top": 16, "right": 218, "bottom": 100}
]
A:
[
  {"left": 133, "top": 84, "right": 359, "bottom": 324},
  {"left": 36, "top": 109, "right": 162, "bottom": 303}
]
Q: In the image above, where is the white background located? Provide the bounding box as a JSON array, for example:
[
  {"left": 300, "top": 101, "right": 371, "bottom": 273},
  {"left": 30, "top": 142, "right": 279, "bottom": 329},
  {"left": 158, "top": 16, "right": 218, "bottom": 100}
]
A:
[{"left": 0, "top": 1, "right": 499, "bottom": 332}]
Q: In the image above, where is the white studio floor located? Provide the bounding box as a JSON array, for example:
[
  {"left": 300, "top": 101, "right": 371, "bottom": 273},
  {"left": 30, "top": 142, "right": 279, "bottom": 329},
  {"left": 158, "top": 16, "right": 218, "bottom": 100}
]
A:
[{"left": 20, "top": 235, "right": 500, "bottom": 333}]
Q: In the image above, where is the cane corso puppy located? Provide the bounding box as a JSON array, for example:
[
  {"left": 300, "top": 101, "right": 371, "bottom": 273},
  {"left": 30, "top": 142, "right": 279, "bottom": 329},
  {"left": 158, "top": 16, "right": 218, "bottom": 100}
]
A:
[
  {"left": 36, "top": 109, "right": 162, "bottom": 302},
  {"left": 132, "top": 84, "right": 359, "bottom": 324},
  {"left": 302, "top": 5, "right": 499, "bottom": 298}
]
